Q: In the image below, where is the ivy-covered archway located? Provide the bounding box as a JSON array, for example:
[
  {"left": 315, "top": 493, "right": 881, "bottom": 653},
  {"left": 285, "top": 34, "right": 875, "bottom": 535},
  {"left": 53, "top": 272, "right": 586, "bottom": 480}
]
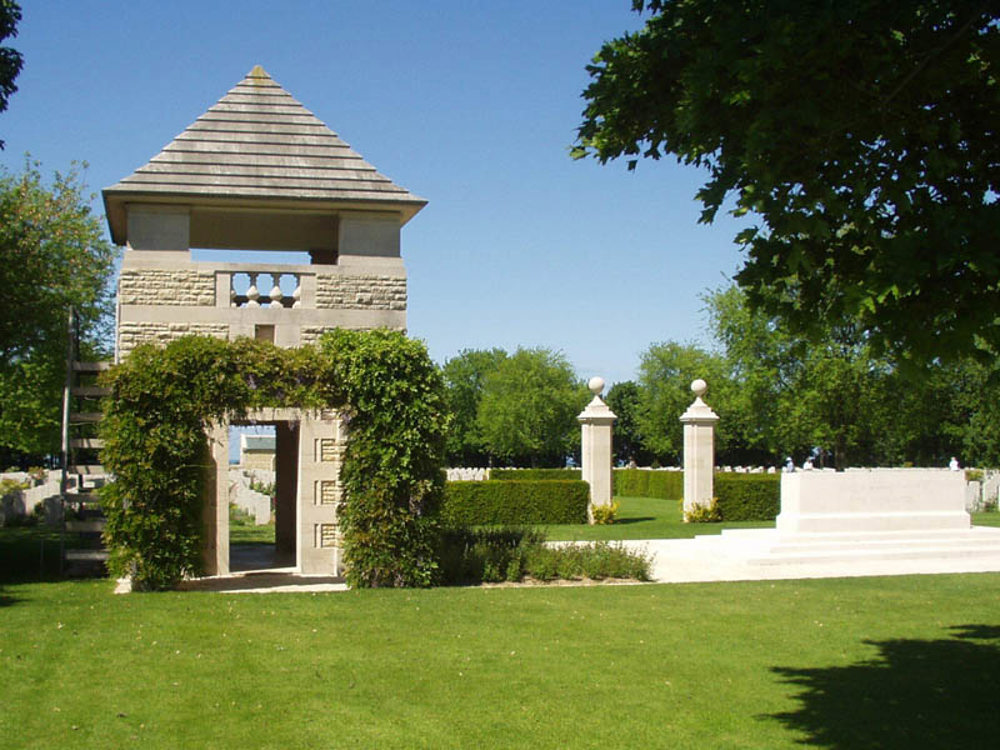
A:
[{"left": 99, "top": 329, "right": 448, "bottom": 591}]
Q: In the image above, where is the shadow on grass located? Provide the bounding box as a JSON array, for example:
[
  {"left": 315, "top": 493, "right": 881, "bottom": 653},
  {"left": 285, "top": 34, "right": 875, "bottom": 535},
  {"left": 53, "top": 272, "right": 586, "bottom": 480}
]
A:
[
  {"left": 612, "top": 516, "right": 655, "bottom": 525},
  {"left": 769, "top": 624, "right": 1000, "bottom": 748}
]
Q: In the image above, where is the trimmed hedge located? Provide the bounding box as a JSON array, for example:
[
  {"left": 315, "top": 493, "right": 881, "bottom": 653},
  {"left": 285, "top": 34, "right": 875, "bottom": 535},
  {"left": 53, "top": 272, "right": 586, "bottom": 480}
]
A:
[
  {"left": 613, "top": 469, "right": 683, "bottom": 500},
  {"left": 439, "top": 480, "right": 589, "bottom": 526},
  {"left": 612, "top": 468, "right": 778, "bottom": 521},
  {"left": 715, "top": 474, "right": 780, "bottom": 521},
  {"left": 490, "top": 468, "right": 581, "bottom": 481}
]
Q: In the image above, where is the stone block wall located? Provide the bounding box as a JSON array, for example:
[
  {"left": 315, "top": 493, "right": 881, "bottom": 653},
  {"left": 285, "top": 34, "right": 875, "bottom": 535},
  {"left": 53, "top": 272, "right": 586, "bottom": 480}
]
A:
[
  {"left": 118, "top": 321, "right": 229, "bottom": 358},
  {"left": 299, "top": 324, "right": 404, "bottom": 347},
  {"left": 315, "top": 274, "right": 406, "bottom": 311},
  {"left": 119, "top": 268, "right": 216, "bottom": 306}
]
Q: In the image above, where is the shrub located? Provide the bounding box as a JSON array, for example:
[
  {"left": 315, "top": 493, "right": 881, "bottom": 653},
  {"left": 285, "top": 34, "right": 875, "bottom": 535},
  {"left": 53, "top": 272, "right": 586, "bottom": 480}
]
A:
[
  {"left": 714, "top": 473, "right": 780, "bottom": 521},
  {"left": 438, "top": 529, "right": 651, "bottom": 585},
  {"left": 439, "top": 480, "right": 589, "bottom": 526},
  {"left": 490, "top": 468, "right": 581, "bottom": 480},
  {"left": 523, "top": 542, "right": 651, "bottom": 582},
  {"left": 591, "top": 501, "right": 619, "bottom": 525},
  {"left": 229, "top": 503, "right": 255, "bottom": 527},
  {"left": 613, "top": 468, "right": 683, "bottom": 500},
  {"left": 684, "top": 500, "right": 721, "bottom": 523},
  {"left": 438, "top": 527, "right": 544, "bottom": 584},
  {"left": 0, "top": 477, "right": 28, "bottom": 498},
  {"left": 249, "top": 478, "right": 275, "bottom": 496}
]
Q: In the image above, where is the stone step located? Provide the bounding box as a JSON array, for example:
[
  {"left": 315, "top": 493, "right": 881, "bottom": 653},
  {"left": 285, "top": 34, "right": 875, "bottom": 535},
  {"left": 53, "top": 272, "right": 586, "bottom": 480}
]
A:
[
  {"left": 65, "top": 488, "right": 100, "bottom": 500},
  {"left": 717, "top": 527, "right": 986, "bottom": 546},
  {"left": 67, "top": 464, "right": 105, "bottom": 475},
  {"left": 64, "top": 549, "right": 109, "bottom": 562},
  {"left": 777, "top": 511, "right": 972, "bottom": 534},
  {"left": 69, "top": 437, "right": 104, "bottom": 449},
  {"left": 694, "top": 526, "right": 1000, "bottom": 567},
  {"left": 748, "top": 544, "right": 1000, "bottom": 566},
  {"left": 65, "top": 498, "right": 104, "bottom": 517},
  {"left": 72, "top": 361, "right": 112, "bottom": 372},
  {"left": 66, "top": 518, "right": 106, "bottom": 533},
  {"left": 70, "top": 412, "right": 103, "bottom": 424},
  {"left": 71, "top": 385, "right": 111, "bottom": 397},
  {"left": 764, "top": 533, "right": 989, "bottom": 555}
]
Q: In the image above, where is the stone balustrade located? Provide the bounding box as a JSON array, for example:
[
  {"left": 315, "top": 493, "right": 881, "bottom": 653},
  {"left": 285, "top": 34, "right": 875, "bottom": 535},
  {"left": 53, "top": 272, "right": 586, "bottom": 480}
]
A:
[
  {"left": 229, "top": 271, "right": 302, "bottom": 309},
  {"left": 117, "top": 260, "right": 407, "bottom": 358}
]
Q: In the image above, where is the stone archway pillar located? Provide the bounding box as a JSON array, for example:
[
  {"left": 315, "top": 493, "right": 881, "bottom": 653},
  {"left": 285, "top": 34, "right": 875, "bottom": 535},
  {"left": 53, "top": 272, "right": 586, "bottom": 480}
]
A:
[
  {"left": 680, "top": 379, "right": 719, "bottom": 517},
  {"left": 296, "top": 411, "right": 345, "bottom": 575},
  {"left": 203, "top": 423, "right": 230, "bottom": 576}
]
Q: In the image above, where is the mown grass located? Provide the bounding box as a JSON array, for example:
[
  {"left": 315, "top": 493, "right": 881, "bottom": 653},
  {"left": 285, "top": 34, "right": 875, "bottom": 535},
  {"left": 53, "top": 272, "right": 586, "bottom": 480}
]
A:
[
  {"left": 973, "top": 511, "right": 1000, "bottom": 528},
  {"left": 3, "top": 506, "right": 1000, "bottom": 748},
  {"left": 2, "top": 569, "right": 999, "bottom": 748},
  {"left": 229, "top": 520, "right": 276, "bottom": 546},
  {"left": 542, "top": 496, "right": 1000, "bottom": 540},
  {"left": 541, "top": 495, "right": 774, "bottom": 541}
]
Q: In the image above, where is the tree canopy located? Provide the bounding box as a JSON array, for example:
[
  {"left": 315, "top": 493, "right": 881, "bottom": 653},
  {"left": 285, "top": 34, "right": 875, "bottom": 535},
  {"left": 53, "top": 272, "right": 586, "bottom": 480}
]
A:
[
  {"left": 477, "top": 348, "right": 589, "bottom": 467},
  {"left": 604, "top": 380, "right": 652, "bottom": 465},
  {"left": 0, "top": 161, "right": 118, "bottom": 456},
  {"left": 0, "top": 1, "right": 23, "bottom": 149},
  {"left": 624, "top": 283, "right": 1000, "bottom": 469},
  {"left": 636, "top": 341, "right": 728, "bottom": 464},
  {"left": 441, "top": 348, "right": 508, "bottom": 466},
  {"left": 576, "top": 1, "right": 1000, "bottom": 364}
]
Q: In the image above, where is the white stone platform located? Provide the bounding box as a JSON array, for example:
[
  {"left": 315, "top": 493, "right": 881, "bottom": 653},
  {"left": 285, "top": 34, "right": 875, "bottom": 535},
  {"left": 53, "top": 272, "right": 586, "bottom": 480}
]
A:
[{"left": 617, "top": 524, "right": 1000, "bottom": 584}]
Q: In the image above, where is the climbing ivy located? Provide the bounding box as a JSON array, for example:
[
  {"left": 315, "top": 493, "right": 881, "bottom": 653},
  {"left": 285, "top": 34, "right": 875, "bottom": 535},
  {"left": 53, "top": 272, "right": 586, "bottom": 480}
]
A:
[{"left": 100, "top": 330, "right": 447, "bottom": 591}]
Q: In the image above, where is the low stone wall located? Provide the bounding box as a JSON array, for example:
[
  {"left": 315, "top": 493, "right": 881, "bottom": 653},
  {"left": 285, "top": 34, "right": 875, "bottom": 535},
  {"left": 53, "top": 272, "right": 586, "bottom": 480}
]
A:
[{"left": 778, "top": 469, "right": 969, "bottom": 534}]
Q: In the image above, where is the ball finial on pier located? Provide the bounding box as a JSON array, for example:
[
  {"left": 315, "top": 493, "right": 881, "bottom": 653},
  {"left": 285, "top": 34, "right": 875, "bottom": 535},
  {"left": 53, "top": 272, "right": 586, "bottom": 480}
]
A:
[
  {"left": 691, "top": 379, "right": 708, "bottom": 398},
  {"left": 588, "top": 376, "right": 605, "bottom": 396}
]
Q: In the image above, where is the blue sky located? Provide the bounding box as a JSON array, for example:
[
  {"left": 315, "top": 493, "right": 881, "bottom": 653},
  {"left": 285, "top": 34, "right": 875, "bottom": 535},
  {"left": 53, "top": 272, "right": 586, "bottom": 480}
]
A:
[{"left": 0, "top": 0, "right": 749, "bottom": 384}]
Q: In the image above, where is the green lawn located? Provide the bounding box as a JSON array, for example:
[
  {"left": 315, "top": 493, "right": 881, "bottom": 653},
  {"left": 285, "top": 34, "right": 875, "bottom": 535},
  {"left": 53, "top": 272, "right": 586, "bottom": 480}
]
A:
[
  {"left": 2, "top": 507, "right": 999, "bottom": 748},
  {"left": 230, "top": 520, "right": 276, "bottom": 545},
  {"left": 541, "top": 495, "right": 774, "bottom": 541},
  {"left": 973, "top": 511, "right": 1000, "bottom": 527},
  {"left": 1, "top": 564, "right": 998, "bottom": 748},
  {"left": 539, "top": 495, "right": 1000, "bottom": 541}
]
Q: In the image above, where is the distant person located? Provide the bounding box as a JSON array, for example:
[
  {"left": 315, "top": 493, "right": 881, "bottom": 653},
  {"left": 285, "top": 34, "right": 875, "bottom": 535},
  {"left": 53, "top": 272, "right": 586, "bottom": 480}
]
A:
[
  {"left": 627, "top": 458, "right": 638, "bottom": 469},
  {"left": 803, "top": 458, "right": 814, "bottom": 471},
  {"left": 783, "top": 457, "right": 795, "bottom": 473},
  {"left": 949, "top": 457, "right": 960, "bottom": 471}
]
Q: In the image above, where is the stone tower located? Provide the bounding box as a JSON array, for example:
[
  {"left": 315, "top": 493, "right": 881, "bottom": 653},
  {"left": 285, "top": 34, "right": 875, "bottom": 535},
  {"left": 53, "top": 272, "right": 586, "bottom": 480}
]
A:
[
  {"left": 101, "top": 66, "right": 426, "bottom": 577},
  {"left": 104, "top": 64, "right": 425, "bottom": 356}
]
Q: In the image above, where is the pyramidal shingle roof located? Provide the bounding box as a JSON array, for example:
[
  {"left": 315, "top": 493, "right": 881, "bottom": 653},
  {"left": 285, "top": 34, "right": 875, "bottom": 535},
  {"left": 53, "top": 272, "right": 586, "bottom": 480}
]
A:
[{"left": 104, "top": 66, "right": 426, "bottom": 242}]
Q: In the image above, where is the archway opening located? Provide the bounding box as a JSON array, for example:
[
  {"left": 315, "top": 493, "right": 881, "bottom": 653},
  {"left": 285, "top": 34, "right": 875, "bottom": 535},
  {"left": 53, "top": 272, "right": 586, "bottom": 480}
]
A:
[{"left": 227, "top": 421, "right": 299, "bottom": 573}]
